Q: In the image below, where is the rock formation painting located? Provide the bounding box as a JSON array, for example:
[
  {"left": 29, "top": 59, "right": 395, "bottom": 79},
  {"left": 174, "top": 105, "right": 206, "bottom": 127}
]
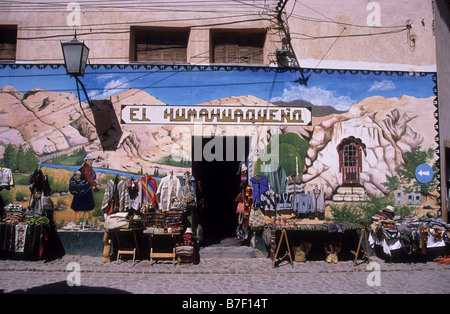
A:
[{"left": 0, "top": 64, "right": 439, "bottom": 226}]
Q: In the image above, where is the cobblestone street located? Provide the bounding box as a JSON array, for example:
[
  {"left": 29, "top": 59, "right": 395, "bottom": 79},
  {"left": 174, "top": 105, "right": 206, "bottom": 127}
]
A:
[{"left": 1, "top": 254, "right": 449, "bottom": 295}]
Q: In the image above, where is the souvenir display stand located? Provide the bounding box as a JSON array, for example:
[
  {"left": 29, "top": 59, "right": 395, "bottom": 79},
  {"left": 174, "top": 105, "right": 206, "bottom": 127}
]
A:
[
  {"left": 267, "top": 223, "right": 354, "bottom": 268},
  {"left": 353, "top": 228, "right": 371, "bottom": 266},
  {"left": 0, "top": 169, "right": 62, "bottom": 261},
  {"left": 102, "top": 172, "right": 197, "bottom": 265},
  {"left": 368, "top": 207, "right": 450, "bottom": 263},
  {"left": 111, "top": 227, "right": 142, "bottom": 265},
  {"left": 147, "top": 232, "right": 180, "bottom": 265}
]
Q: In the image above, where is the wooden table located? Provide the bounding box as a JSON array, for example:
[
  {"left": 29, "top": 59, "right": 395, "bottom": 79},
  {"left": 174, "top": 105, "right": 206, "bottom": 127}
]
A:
[
  {"left": 147, "top": 232, "right": 180, "bottom": 265},
  {"left": 111, "top": 228, "right": 142, "bottom": 265}
]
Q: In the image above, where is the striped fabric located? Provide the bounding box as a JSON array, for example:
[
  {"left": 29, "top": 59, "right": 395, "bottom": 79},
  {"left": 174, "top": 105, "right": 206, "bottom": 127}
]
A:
[{"left": 138, "top": 175, "right": 157, "bottom": 207}]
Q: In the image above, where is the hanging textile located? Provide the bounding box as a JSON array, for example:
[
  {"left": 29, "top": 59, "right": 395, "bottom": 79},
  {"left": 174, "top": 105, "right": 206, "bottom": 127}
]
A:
[
  {"left": 250, "top": 175, "right": 269, "bottom": 207},
  {"left": 138, "top": 175, "right": 157, "bottom": 208}
]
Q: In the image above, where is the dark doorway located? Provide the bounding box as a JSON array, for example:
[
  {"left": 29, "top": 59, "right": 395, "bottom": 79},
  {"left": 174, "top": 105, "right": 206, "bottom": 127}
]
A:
[{"left": 192, "top": 136, "right": 250, "bottom": 244}]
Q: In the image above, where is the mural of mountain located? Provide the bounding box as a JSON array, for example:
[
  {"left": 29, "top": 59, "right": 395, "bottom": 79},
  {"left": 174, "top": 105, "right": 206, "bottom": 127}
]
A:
[
  {"left": 272, "top": 99, "right": 346, "bottom": 117},
  {"left": 302, "top": 95, "right": 437, "bottom": 198},
  {"left": 0, "top": 85, "right": 437, "bottom": 189}
]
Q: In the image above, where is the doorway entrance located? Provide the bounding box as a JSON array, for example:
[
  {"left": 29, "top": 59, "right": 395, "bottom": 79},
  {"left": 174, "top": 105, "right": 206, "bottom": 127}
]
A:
[
  {"left": 192, "top": 136, "right": 250, "bottom": 244},
  {"left": 337, "top": 136, "right": 366, "bottom": 186}
]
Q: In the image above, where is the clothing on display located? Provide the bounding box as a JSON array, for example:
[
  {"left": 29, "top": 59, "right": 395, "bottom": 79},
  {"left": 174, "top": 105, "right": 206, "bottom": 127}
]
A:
[
  {"left": 1, "top": 168, "right": 14, "bottom": 188},
  {"left": 293, "top": 192, "right": 314, "bottom": 218},
  {"left": 249, "top": 175, "right": 269, "bottom": 207},
  {"left": 262, "top": 165, "right": 287, "bottom": 195},
  {"left": 156, "top": 172, "right": 183, "bottom": 212},
  {"left": 369, "top": 207, "right": 450, "bottom": 259},
  {"left": 237, "top": 161, "right": 248, "bottom": 182},
  {"left": 277, "top": 192, "right": 292, "bottom": 211},
  {"left": 179, "top": 172, "right": 197, "bottom": 210},
  {"left": 310, "top": 187, "right": 325, "bottom": 220},
  {"left": 101, "top": 178, "right": 127, "bottom": 213},
  {"left": 126, "top": 178, "right": 143, "bottom": 212},
  {"left": 138, "top": 175, "right": 158, "bottom": 210},
  {"left": 286, "top": 175, "right": 303, "bottom": 210}
]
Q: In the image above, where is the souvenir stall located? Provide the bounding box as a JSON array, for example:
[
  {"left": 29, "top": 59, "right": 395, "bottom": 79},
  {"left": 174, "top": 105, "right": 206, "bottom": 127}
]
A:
[
  {"left": 101, "top": 171, "right": 199, "bottom": 264},
  {"left": 369, "top": 206, "right": 450, "bottom": 263},
  {"left": 236, "top": 165, "right": 353, "bottom": 267},
  {"left": 0, "top": 169, "right": 61, "bottom": 260}
]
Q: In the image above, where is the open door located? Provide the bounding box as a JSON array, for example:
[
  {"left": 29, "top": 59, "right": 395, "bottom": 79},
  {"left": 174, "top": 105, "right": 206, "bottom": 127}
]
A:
[{"left": 192, "top": 136, "right": 250, "bottom": 244}]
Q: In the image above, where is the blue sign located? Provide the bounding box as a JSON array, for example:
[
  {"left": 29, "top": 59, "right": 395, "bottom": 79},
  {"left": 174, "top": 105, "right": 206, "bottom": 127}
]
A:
[{"left": 415, "top": 164, "right": 434, "bottom": 184}]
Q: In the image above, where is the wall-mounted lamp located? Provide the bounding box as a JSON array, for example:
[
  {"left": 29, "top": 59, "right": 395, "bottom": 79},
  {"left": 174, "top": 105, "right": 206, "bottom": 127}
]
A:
[
  {"left": 61, "top": 32, "right": 89, "bottom": 77},
  {"left": 61, "top": 32, "right": 94, "bottom": 126}
]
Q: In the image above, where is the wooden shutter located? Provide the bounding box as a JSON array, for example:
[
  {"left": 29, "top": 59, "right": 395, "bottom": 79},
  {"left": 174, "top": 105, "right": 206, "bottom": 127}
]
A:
[
  {"left": 212, "top": 31, "right": 264, "bottom": 64},
  {"left": 135, "top": 29, "right": 188, "bottom": 62},
  {"left": 0, "top": 26, "right": 17, "bottom": 61}
]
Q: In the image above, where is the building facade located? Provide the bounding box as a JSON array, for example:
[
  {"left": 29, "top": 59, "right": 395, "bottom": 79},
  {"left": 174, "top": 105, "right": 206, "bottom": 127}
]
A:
[{"left": 0, "top": 0, "right": 447, "bottom": 241}]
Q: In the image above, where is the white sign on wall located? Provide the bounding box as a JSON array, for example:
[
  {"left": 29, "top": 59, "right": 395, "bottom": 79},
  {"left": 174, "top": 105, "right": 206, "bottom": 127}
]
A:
[{"left": 121, "top": 105, "right": 312, "bottom": 126}]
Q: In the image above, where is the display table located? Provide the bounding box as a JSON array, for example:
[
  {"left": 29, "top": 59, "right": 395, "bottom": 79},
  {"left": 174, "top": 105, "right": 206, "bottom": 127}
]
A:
[
  {"left": 145, "top": 232, "right": 180, "bottom": 265},
  {"left": 268, "top": 224, "right": 361, "bottom": 267},
  {"left": 109, "top": 227, "right": 142, "bottom": 265}
]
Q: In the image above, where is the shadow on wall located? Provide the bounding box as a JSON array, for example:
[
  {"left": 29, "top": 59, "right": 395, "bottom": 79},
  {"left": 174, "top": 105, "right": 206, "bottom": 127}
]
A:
[{"left": 90, "top": 99, "right": 123, "bottom": 151}]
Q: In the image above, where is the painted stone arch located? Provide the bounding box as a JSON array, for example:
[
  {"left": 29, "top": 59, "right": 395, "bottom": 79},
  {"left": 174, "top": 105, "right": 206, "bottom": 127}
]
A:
[{"left": 336, "top": 136, "right": 367, "bottom": 185}]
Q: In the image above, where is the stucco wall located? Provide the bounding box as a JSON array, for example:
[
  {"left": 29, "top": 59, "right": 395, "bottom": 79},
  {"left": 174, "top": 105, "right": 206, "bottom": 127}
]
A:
[{"left": 0, "top": 0, "right": 436, "bottom": 71}]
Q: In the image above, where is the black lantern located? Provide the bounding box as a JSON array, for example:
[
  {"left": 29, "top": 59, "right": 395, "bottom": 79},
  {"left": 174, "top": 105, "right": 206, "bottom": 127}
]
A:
[{"left": 61, "top": 33, "right": 89, "bottom": 77}]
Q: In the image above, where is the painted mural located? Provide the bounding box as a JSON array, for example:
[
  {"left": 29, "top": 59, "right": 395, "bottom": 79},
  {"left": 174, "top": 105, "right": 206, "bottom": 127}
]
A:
[{"left": 0, "top": 64, "right": 439, "bottom": 228}]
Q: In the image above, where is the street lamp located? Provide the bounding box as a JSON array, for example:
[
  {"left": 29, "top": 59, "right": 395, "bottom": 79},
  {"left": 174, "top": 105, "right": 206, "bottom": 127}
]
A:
[
  {"left": 61, "top": 32, "right": 95, "bottom": 127},
  {"left": 61, "top": 32, "right": 89, "bottom": 77}
]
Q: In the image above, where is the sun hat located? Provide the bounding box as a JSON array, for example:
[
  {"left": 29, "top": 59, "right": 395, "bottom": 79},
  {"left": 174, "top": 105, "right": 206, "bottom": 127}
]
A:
[{"left": 83, "top": 153, "right": 95, "bottom": 161}]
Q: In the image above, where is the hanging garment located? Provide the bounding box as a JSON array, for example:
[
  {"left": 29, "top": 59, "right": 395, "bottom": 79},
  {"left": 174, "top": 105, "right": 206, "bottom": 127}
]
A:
[
  {"left": 293, "top": 193, "right": 313, "bottom": 215},
  {"left": 250, "top": 175, "right": 269, "bottom": 207},
  {"left": 237, "top": 161, "right": 248, "bottom": 182},
  {"left": 126, "top": 179, "right": 142, "bottom": 212},
  {"left": 277, "top": 191, "right": 292, "bottom": 211},
  {"left": 261, "top": 189, "right": 278, "bottom": 213},
  {"left": 179, "top": 173, "right": 197, "bottom": 208},
  {"left": 14, "top": 223, "right": 28, "bottom": 253},
  {"left": 1, "top": 168, "right": 14, "bottom": 187},
  {"left": 262, "top": 165, "right": 287, "bottom": 195},
  {"left": 101, "top": 179, "right": 128, "bottom": 213},
  {"left": 311, "top": 187, "right": 326, "bottom": 219},
  {"left": 287, "top": 175, "right": 303, "bottom": 210},
  {"left": 138, "top": 175, "right": 158, "bottom": 209},
  {"left": 156, "top": 173, "right": 182, "bottom": 211}
]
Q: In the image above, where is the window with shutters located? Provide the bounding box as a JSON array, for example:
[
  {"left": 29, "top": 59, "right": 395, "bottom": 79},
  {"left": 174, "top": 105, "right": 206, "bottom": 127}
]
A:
[
  {"left": 211, "top": 29, "right": 265, "bottom": 64},
  {"left": 131, "top": 28, "right": 189, "bottom": 63},
  {"left": 0, "top": 25, "right": 17, "bottom": 62}
]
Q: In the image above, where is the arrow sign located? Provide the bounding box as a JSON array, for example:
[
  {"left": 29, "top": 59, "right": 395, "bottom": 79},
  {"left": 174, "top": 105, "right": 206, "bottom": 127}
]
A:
[
  {"left": 415, "top": 164, "right": 434, "bottom": 184},
  {"left": 418, "top": 170, "right": 430, "bottom": 177}
]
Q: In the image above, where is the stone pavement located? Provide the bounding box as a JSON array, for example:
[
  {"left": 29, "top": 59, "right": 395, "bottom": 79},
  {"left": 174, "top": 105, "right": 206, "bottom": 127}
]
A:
[{"left": 1, "top": 252, "right": 449, "bottom": 296}]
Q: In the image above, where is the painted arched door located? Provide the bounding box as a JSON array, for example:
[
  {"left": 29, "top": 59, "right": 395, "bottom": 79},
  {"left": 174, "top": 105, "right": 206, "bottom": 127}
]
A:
[{"left": 337, "top": 137, "right": 365, "bottom": 185}]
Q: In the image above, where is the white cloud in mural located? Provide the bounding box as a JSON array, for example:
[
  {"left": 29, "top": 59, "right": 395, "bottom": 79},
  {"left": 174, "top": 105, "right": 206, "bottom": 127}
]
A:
[
  {"left": 89, "top": 78, "right": 130, "bottom": 100},
  {"left": 368, "top": 79, "right": 396, "bottom": 92},
  {"left": 271, "top": 84, "right": 355, "bottom": 111}
]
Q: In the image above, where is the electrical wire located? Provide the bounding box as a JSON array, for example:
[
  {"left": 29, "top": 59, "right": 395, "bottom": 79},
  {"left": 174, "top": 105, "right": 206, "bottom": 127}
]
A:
[
  {"left": 314, "top": 26, "right": 346, "bottom": 68},
  {"left": 290, "top": 27, "right": 408, "bottom": 40}
]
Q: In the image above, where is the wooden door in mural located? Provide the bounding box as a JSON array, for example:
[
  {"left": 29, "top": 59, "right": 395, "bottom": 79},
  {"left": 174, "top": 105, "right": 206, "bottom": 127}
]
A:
[{"left": 337, "top": 137, "right": 365, "bottom": 185}]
